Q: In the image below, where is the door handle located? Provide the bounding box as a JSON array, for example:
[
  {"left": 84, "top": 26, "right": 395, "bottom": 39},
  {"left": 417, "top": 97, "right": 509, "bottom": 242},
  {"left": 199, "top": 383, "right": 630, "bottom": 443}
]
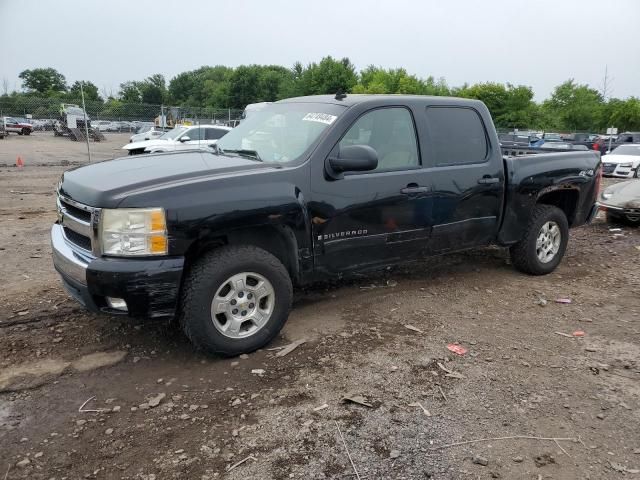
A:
[
  {"left": 400, "top": 185, "right": 430, "bottom": 194},
  {"left": 477, "top": 176, "right": 500, "bottom": 184}
]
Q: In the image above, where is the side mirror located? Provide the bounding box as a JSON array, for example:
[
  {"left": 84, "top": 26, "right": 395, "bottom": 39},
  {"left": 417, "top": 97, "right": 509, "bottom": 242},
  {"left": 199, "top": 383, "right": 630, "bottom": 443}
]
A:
[
  {"left": 179, "top": 136, "right": 191, "bottom": 143},
  {"left": 327, "top": 145, "right": 378, "bottom": 177}
]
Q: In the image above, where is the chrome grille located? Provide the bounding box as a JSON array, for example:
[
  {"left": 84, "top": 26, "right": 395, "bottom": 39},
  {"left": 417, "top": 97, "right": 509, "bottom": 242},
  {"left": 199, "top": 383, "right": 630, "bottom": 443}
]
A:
[
  {"left": 56, "top": 193, "right": 98, "bottom": 255},
  {"left": 602, "top": 163, "right": 616, "bottom": 174}
]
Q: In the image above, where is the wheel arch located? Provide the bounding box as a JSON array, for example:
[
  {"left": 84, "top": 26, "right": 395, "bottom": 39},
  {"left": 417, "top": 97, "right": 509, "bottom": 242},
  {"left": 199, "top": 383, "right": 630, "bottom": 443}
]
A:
[
  {"left": 183, "top": 224, "right": 301, "bottom": 285},
  {"left": 536, "top": 187, "right": 580, "bottom": 226}
]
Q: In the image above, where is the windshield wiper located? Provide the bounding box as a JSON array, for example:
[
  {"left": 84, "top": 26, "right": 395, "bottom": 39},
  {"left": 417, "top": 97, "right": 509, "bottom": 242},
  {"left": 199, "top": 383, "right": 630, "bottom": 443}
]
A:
[{"left": 222, "top": 148, "right": 263, "bottom": 162}]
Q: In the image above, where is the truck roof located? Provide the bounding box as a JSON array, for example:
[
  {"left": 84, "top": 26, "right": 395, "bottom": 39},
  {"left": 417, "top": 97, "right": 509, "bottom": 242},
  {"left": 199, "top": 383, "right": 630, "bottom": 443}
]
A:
[{"left": 278, "top": 94, "right": 483, "bottom": 108}]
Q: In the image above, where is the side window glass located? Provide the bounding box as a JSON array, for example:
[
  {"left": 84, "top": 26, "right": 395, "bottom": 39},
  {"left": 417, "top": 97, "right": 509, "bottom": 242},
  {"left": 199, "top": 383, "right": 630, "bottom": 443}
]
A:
[
  {"left": 185, "top": 128, "right": 202, "bottom": 141},
  {"left": 426, "top": 107, "right": 488, "bottom": 166},
  {"left": 339, "top": 107, "right": 419, "bottom": 172},
  {"left": 205, "top": 128, "right": 226, "bottom": 140}
]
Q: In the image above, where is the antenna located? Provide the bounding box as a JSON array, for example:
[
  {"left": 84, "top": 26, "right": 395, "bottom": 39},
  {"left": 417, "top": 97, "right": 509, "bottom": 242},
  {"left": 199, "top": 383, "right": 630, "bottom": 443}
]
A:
[
  {"left": 335, "top": 90, "right": 347, "bottom": 100},
  {"left": 600, "top": 65, "right": 614, "bottom": 100}
]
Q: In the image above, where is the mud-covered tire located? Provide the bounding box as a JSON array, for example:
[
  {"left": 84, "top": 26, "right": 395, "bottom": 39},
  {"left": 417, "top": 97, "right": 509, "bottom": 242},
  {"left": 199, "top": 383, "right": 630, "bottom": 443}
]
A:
[
  {"left": 179, "top": 245, "right": 292, "bottom": 356},
  {"left": 510, "top": 205, "right": 569, "bottom": 275}
]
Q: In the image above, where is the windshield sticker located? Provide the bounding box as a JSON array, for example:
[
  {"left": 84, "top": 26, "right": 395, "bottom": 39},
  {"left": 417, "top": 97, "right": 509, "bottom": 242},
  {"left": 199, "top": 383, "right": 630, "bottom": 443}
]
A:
[{"left": 303, "top": 113, "right": 337, "bottom": 125}]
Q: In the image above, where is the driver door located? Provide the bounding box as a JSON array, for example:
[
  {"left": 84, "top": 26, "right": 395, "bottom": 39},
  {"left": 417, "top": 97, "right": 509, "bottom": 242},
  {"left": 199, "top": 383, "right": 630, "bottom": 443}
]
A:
[{"left": 311, "top": 106, "right": 433, "bottom": 273}]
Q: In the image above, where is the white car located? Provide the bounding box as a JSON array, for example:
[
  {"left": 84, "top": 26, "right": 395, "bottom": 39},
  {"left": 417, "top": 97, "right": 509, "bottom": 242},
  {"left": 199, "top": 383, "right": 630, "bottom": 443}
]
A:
[
  {"left": 129, "top": 126, "right": 166, "bottom": 143},
  {"left": 122, "top": 125, "right": 232, "bottom": 155},
  {"left": 92, "top": 120, "right": 115, "bottom": 132},
  {"left": 601, "top": 144, "right": 640, "bottom": 178}
]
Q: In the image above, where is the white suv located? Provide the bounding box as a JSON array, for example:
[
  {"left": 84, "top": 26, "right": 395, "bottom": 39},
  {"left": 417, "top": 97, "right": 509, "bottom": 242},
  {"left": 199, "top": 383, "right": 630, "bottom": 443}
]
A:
[{"left": 123, "top": 125, "right": 232, "bottom": 155}]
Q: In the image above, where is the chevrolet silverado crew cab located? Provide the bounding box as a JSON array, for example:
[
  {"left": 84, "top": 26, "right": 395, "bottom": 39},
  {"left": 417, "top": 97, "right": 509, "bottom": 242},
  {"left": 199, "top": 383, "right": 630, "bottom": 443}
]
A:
[{"left": 52, "top": 94, "right": 601, "bottom": 356}]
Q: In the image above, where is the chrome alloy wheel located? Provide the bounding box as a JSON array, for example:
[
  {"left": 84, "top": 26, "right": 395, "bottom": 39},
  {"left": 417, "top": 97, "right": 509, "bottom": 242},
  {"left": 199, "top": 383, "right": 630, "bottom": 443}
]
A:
[
  {"left": 210, "top": 272, "right": 275, "bottom": 338},
  {"left": 536, "top": 221, "right": 561, "bottom": 263}
]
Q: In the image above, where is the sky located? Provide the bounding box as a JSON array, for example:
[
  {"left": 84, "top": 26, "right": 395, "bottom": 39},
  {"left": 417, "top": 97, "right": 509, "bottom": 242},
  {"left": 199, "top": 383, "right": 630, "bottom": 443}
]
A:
[{"left": 1, "top": 0, "right": 639, "bottom": 102}]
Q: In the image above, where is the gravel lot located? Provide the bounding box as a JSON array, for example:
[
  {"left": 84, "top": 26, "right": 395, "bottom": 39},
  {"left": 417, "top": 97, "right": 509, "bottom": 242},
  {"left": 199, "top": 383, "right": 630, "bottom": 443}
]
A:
[
  {"left": 0, "top": 141, "right": 639, "bottom": 479},
  {"left": 0, "top": 132, "right": 130, "bottom": 166}
]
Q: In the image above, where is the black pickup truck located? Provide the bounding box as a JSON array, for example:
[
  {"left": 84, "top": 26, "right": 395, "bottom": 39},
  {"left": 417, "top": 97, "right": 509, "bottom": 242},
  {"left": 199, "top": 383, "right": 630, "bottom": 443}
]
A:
[{"left": 52, "top": 94, "right": 601, "bottom": 355}]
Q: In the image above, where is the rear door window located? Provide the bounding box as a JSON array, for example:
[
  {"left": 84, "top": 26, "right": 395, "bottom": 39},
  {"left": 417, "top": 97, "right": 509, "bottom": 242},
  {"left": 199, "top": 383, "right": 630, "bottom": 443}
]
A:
[
  {"left": 205, "top": 128, "right": 227, "bottom": 140},
  {"left": 425, "top": 107, "right": 488, "bottom": 166}
]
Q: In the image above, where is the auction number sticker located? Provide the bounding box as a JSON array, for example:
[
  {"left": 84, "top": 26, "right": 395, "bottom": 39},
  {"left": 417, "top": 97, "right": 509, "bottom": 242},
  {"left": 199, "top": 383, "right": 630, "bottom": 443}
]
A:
[{"left": 302, "top": 113, "right": 337, "bottom": 125}]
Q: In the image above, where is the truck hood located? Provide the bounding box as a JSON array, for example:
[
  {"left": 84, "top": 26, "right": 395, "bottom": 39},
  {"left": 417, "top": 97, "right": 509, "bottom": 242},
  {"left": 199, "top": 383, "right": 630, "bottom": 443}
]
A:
[
  {"left": 59, "top": 151, "right": 274, "bottom": 208},
  {"left": 123, "top": 138, "right": 173, "bottom": 150}
]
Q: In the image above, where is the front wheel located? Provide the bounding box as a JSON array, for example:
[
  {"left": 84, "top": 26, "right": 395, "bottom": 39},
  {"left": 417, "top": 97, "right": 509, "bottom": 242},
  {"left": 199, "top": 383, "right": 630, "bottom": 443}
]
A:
[
  {"left": 22, "top": 128, "right": 31, "bottom": 136},
  {"left": 510, "top": 205, "right": 569, "bottom": 275},
  {"left": 179, "top": 245, "right": 293, "bottom": 356}
]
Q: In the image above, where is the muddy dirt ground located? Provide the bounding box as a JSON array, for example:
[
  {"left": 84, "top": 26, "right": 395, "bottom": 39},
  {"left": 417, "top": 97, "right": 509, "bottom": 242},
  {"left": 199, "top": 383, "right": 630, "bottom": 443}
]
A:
[{"left": 0, "top": 152, "right": 639, "bottom": 479}]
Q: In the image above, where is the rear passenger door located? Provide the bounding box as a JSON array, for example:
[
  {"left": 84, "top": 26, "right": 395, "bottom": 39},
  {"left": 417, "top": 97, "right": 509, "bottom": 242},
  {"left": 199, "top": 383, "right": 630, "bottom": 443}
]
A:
[{"left": 422, "top": 106, "right": 504, "bottom": 253}]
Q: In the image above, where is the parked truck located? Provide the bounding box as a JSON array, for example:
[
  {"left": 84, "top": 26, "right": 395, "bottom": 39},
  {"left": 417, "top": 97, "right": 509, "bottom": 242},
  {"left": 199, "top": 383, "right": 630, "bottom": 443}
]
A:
[{"left": 51, "top": 94, "right": 601, "bottom": 355}]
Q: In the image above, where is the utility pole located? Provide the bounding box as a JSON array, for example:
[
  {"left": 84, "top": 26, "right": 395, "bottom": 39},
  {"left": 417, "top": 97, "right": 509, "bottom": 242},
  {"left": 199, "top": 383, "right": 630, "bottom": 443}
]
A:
[{"left": 80, "top": 82, "right": 92, "bottom": 163}]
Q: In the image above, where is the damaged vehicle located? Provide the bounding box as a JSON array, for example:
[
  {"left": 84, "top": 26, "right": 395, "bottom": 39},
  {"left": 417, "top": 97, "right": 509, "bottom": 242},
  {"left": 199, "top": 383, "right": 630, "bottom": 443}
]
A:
[
  {"left": 600, "top": 179, "right": 640, "bottom": 226},
  {"left": 51, "top": 94, "right": 601, "bottom": 356}
]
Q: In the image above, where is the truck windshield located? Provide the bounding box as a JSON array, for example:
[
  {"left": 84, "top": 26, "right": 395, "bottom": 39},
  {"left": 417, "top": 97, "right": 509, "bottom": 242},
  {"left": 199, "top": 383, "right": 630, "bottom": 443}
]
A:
[
  {"left": 610, "top": 145, "right": 640, "bottom": 156},
  {"left": 217, "top": 103, "right": 346, "bottom": 163}
]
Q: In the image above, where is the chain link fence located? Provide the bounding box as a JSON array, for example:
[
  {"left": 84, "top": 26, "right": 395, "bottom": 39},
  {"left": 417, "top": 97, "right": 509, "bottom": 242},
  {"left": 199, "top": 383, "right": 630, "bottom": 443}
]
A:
[{"left": 0, "top": 96, "right": 243, "bottom": 133}]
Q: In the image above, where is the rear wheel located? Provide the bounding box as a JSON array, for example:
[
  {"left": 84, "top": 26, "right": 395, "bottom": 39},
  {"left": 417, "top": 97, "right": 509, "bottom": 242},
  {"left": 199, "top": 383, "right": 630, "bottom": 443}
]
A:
[
  {"left": 510, "top": 205, "right": 569, "bottom": 275},
  {"left": 179, "top": 245, "right": 292, "bottom": 356}
]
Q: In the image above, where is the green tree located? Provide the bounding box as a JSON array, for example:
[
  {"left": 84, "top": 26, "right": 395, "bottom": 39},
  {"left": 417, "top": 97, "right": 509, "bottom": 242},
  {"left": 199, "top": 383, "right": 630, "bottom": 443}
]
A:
[
  {"left": 19, "top": 68, "right": 67, "bottom": 94},
  {"left": 68, "top": 81, "right": 101, "bottom": 102},
  {"left": 544, "top": 79, "right": 603, "bottom": 131},
  {"left": 140, "top": 74, "right": 167, "bottom": 104},
  {"left": 298, "top": 56, "right": 357, "bottom": 95},
  {"left": 119, "top": 81, "right": 142, "bottom": 103},
  {"left": 228, "top": 65, "right": 261, "bottom": 108},
  {"left": 609, "top": 98, "right": 640, "bottom": 131}
]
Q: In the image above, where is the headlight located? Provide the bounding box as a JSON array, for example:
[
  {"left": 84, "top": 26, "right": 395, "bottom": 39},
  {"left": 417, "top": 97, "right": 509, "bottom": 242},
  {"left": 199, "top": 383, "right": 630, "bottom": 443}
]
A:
[
  {"left": 100, "top": 208, "right": 167, "bottom": 256},
  {"left": 619, "top": 162, "right": 633, "bottom": 168}
]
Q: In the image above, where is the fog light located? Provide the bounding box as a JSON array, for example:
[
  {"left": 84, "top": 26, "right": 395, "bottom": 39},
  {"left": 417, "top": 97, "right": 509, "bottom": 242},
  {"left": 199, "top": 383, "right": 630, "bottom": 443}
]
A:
[{"left": 106, "top": 297, "right": 128, "bottom": 311}]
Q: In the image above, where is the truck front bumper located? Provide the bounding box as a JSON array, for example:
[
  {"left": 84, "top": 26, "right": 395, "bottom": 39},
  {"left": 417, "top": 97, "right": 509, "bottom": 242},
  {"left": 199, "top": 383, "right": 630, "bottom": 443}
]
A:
[{"left": 51, "top": 224, "right": 184, "bottom": 319}]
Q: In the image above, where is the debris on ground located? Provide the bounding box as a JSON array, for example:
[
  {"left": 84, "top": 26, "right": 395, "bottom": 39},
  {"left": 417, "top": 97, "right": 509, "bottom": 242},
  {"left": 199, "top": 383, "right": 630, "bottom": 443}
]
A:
[
  {"left": 147, "top": 392, "right": 166, "bottom": 408},
  {"left": 275, "top": 338, "right": 307, "bottom": 357},
  {"left": 447, "top": 344, "right": 468, "bottom": 356},
  {"left": 534, "top": 453, "right": 556, "bottom": 467},
  {"left": 609, "top": 462, "right": 640, "bottom": 474},
  {"left": 408, "top": 401, "right": 431, "bottom": 416},
  {"left": 342, "top": 395, "right": 373, "bottom": 408},
  {"left": 555, "top": 331, "right": 573, "bottom": 338},
  {"left": 251, "top": 369, "right": 265, "bottom": 375},
  {"left": 404, "top": 324, "right": 423, "bottom": 333},
  {"left": 472, "top": 455, "right": 489, "bottom": 466},
  {"left": 555, "top": 298, "right": 572, "bottom": 304}
]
